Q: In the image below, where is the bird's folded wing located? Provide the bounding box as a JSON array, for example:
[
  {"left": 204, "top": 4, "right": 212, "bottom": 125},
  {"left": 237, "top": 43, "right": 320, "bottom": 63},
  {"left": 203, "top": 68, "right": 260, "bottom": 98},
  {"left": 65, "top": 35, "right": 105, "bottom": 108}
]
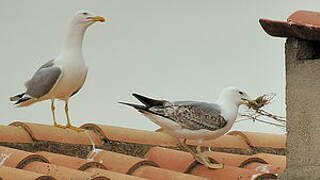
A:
[
  {"left": 25, "top": 59, "right": 62, "bottom": 98},
  {"left": 150, "top": 101, "right": 227, "bottom": 131}
]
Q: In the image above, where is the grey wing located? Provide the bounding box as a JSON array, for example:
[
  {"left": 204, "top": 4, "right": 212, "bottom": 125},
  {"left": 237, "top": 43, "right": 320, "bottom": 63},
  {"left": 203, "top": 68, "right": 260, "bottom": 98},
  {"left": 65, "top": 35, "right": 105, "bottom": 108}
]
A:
[
  {"left": 169, "top": 101, "right": 227, "bottom": 131},
  {"left": 25, "top": 59, "right": 62, "bottom": 98}
]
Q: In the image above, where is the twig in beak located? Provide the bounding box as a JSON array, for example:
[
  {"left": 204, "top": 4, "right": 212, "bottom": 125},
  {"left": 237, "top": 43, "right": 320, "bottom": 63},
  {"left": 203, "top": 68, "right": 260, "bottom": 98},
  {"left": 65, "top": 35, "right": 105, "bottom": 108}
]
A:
[{"left": 240, "top": 93, "right": 286, "bottom": 130}]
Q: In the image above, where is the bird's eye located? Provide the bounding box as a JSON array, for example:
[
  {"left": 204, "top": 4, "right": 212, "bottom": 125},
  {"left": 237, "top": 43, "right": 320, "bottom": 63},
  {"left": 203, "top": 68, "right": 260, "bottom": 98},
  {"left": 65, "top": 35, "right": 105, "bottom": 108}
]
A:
[
  {"left": 239, "top": 91, "right": 244, "bottom": 95},
  {"left": 82, "top": 12, "right": 88, "bottom": 15}
]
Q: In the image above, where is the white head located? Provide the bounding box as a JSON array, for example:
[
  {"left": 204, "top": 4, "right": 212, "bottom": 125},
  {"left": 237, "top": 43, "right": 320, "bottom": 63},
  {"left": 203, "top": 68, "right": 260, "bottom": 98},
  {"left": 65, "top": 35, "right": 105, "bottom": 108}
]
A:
[
  {"left": 70, "top": 10, "right": 105, "bottom": 28},
  {"left": 217, "top": 87, "right": 251, "bottom": 106}
]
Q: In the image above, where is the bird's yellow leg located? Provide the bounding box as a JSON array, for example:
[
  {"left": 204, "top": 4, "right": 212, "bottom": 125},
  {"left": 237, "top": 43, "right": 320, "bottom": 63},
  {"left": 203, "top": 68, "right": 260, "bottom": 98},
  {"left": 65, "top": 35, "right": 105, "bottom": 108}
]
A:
[
  {"left": 178, "top": 138, "right": 223, "bottom": 169},
  {"left": 51, "top": 99, "right": 65, "bottom": 128},
  {"left": 64, "top": 100, "right": 84, "bottom": 132},
  {"left": 195, "top": 145, "right": 223, "bottom": 169},
  {"left": 177, "top": 138, "right": 195, "bottom": 153}
]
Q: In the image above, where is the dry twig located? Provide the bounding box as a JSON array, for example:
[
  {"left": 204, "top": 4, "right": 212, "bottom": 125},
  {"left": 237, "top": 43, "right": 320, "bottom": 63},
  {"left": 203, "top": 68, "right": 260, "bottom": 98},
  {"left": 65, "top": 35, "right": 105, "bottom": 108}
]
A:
[{"left": 239, "top": 93, "right": 286, "bottom": 129}]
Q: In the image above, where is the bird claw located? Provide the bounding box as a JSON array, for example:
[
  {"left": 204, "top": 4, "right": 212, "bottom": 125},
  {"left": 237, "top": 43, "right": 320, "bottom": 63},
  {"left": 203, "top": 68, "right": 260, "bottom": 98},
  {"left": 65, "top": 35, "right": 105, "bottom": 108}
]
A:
[
  {"left": 195, "top": 153, "right": 224, "bottom": 169},
  {"left": 204, "top": 162, "right": 224, "bottom": 169},
  {"left": 66, "top": 124, "right": 85, "bottom": 132}
]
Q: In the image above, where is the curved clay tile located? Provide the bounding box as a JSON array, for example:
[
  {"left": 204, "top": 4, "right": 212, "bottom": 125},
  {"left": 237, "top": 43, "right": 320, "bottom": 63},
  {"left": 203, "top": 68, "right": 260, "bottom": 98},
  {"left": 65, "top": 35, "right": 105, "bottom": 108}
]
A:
[
  {"left": 259, "top": 19, "right": 294, "bottom": 38},
  {"left": 288, "top": 10, "right": 320, "bottom": 28},
  {"left": 10, "top": 121, "right": 102, "bottom": 145},
  {"left": 81, "top": 123, "right": 178, "bottom": 146},
  {"left": 144, "top": 147, "right": 196, "bottom": 172},
  {"left": 0, "top": 125, "right": 33, "bottom": 143},
  {"left": 85, "top": 167, "right": 149, "bottom": 180},
  {"left": 190, "top": 165, "right": 277, "bottom": 180},
  {"left": 0, "top": 146, "right": 49, "bottom": 168},
  {"left": 0, "top": 166, "right": 56, "bottom": 180},
  {"left": 186, "top": 135, "right": 250, "bottom": 149},
  {"left": 227, "top": 131, "right": 286, "bottom": 148},
  {"left": 87, "top": 150, "right": 157, "bottom": 174},
  {"left": 244, "top": 162, "right": 285, "bottom": 174},
  {"left": 23, "top": 161, "right": 110, "bottom": 180},
  {"left": 37, "top": 151, "right": 106, "bottom": 170},
  {"left": 259, "top": 10, "right": 320, "bottom": 41},
  {"left": 132, "top": 166, "right": 208, "bottom": 180},
  {"left": 253, "top": 153, "right": 286, "bottom": 167},
  {"left": 250, "top": 173, "right": 278, "bottom": 180},
  {"left": 203, "top": 151, "right": 267, "bottom": 168}
]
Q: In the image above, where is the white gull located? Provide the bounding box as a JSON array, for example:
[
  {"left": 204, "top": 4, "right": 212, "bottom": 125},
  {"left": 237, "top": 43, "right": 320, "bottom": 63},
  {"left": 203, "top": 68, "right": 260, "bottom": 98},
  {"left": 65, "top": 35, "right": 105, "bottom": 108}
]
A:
[
  {"left": 10, "top": 10, "right": 105, "bottom": 132},
  {"left": 120, "top": 87, "right": 251, "bottom": 168}
]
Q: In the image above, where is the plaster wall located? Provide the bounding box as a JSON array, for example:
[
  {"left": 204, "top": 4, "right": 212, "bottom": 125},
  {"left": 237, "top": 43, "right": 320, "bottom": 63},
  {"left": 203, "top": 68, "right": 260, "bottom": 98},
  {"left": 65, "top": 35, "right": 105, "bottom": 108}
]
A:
[{"left": 281, "top": 38, "right": 320, "bottom": 180}]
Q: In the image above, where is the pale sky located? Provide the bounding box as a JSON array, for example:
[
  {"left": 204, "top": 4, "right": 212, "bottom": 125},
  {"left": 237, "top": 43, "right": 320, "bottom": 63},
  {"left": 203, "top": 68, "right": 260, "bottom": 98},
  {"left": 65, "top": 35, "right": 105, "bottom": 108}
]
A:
[{"left": 2, "top": 0, "right": 316, "bottom": 134}]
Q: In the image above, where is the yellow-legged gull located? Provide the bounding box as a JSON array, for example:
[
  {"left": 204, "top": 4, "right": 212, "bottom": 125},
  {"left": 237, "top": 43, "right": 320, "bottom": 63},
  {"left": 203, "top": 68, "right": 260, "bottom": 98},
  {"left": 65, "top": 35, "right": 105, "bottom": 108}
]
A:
[
  {"left": 120, "top": 87, "right": 251, "bottom": 168},
  {"left": 10, "top": 10, "right": 105, "bottom": 132}
]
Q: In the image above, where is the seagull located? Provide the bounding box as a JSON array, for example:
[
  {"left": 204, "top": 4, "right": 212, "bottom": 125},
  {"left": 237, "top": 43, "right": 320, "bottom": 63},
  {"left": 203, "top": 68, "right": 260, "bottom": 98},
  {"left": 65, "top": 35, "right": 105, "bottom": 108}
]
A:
[
  {"left": 120, "top": 87, "right": 251, "bottom": 168},
  {"left": 10, "top": 10, "right": 105, "bottom": 132}
]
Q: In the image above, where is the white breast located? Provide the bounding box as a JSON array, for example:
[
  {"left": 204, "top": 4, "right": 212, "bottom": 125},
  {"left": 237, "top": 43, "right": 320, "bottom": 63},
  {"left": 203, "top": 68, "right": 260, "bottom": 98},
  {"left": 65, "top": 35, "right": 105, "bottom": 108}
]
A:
[{"left": 50, "top": 56, "right": 88, "bottom": 100}]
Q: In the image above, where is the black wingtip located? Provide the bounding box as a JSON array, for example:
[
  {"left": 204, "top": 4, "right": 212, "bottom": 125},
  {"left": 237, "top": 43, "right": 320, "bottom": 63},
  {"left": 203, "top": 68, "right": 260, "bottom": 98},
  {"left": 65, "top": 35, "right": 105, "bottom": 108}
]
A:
[
  {"left": 14, "top": 97, "right": 31, "bottom": 105},
  {"left": 132, "top": 93, "right": 144, "bottom": 100},
  {"left": 118, "top": 101, "right": 147, "bottom": 110},
  {"left": 132, "top": 93, "right": 164, "bottom": 107},
  {"left": 10, "top": 93, "right": 25, "bottom": 101},
  {"left": 118, "top": 101, "right": 132, "bottom": 106}
]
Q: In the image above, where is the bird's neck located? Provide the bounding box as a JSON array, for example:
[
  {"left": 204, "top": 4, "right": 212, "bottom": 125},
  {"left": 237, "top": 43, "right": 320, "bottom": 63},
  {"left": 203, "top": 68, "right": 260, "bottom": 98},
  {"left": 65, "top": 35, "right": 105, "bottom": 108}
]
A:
[
  {"left": 60, "top": 24, "right": 87, "bottom": 56},
  {"left": 216, "top": 98, "right": 239, "bottom": 122}
]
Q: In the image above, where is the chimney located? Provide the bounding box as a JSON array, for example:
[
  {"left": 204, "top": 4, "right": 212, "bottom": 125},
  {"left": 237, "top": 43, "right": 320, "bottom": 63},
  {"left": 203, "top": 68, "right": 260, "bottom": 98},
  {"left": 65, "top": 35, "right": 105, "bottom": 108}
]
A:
[{"left": 260, "top": 10, "right": 320, "bottom": 179}]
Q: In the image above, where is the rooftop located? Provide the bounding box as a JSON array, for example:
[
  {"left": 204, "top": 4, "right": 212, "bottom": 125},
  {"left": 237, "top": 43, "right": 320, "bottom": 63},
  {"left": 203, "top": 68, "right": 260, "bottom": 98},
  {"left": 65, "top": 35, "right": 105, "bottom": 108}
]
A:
[{"left": 0, "top": 122, "right": 286, "bottom": 180}]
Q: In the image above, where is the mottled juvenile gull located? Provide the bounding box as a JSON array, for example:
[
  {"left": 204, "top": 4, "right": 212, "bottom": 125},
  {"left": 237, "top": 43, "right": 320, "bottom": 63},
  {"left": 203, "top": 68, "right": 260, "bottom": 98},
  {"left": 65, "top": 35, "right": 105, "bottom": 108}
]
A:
[
  {"left": 10, "top": 10, "right": 105, "bottom": 132},
  {"left": 120, "top": 87, "right": 251, "bottom": 168}
]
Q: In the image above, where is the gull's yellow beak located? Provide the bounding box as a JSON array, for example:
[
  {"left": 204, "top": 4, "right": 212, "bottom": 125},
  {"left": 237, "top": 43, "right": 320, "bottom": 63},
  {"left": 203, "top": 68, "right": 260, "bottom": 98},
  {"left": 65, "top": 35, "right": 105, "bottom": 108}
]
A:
[
  {"left": 240, "top": 97, "right": 251, "bottom": 105},
  {"left": 87, "top": 16, "right": 106, "bottom": 22}
]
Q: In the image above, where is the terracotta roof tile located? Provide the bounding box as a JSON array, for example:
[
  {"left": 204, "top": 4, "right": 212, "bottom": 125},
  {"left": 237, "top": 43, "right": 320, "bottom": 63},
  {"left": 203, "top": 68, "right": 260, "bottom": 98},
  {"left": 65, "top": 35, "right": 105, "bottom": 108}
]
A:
[
  {"left": 85, "top": 167, "right": 149, "bottom": 180},
  {"left": 37, "top": 151, "right": 106, "bottom": 170},
  {"left": 145, "top": 147, "right": 280, "bottom": 179},
  {"left": 259, "top": 19, "right": 294, "bottom": 38},
  {"left": 23, "top": 161, "right": 110, "bottom": 180},
  {"left": 0, "top": 122, "right": 286, "bottom": 179},
  {"left": 0, "top": 125, "right": 32, "bottom": 143},
  {"left": 243, "top": 162, "right": 284, "bottom": 174},
  {"left": 10, "top": 121, "right": 102, "bottom": 145},
  {"left": 0, "top": 146, "right": 49, "bottom": 168},
  {"left": 187, "top": 134, "right": 250, "bottom": 149},
  {"left": 85, "top": 149, "right": 206, "bottom": 180},
  {"left": 0, "top": 166, "right": 56, "bottom": 180},
  {"left": 87, "top": 149, "right": 157, "bottom": 174},
  {"left": 203, "top": 151, "right": 267, "bottom": 167},
  {"left": 81, "top": 123, "right": 178, "bottom": 146},
  {"left": 259, "top": 10, "right": 320, "bottom": 41},
  {"left": 288, "top": 10, "right": 320, "bottom": 28},
  {"left": 132, "top": 166, "right": 209, "bottom": 180},
  {"left": 227, "top": 131, "right": 286, "bottom": 148},
  {"left": 190, "top": 165, "right": 277, "bottom": 180},
  {"left": 253, "top": 153, "right": 286, "bottom": 167},
  {"left": 144, "top": 147, "right": 195, "bottom": 172}
]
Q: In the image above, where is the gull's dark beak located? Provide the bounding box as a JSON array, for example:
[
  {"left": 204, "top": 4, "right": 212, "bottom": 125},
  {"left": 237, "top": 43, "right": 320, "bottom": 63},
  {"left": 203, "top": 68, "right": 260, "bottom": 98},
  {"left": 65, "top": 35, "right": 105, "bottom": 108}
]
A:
[{"left": 86, "top": 16, "right": 106, "bottom": 22}]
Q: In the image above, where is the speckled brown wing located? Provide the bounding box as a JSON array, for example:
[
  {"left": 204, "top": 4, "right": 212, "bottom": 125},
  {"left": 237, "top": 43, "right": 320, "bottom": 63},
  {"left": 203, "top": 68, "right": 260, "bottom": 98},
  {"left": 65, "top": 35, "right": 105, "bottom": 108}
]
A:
[{"left": 149, "top": 101, "right": 227, "bottom": 131}]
